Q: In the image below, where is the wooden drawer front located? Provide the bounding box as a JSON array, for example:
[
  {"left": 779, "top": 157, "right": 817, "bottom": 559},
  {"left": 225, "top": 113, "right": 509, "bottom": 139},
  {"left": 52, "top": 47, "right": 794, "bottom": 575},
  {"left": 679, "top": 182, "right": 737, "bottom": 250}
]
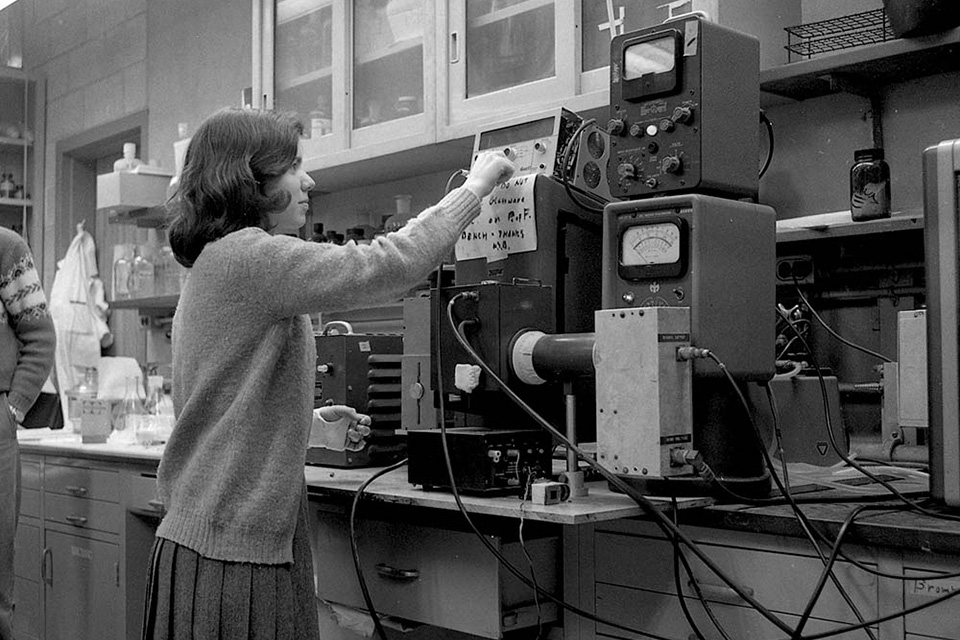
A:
[
  {"left": 14, "top": 521, "right": 40, "bottom": 580},
  {"left": 21, "top": 459, "right": 40, "bottom": 490},
  {"left": 903, "top": 566, "right": 960, "bottom": 639},
  {"left": 315, "top": 515, "right": 558, "bottom": 639},
  {"left": 122, "top": 470, "right": 164, "bottom": 516},
  {"left": 596, "top": 583, "right": 876, "bottom": 640},
  {"left": 44, "top": 463, "right": 119, "bottom": 502},
  {"left": 13, "top": 577, "right": 41, "bottom": 640},
  {"left": 20, "top": 487, "right": 40, "bottom": 518},
  {"left": 595, "top": 530, "right": 877, "bottom": 625},
  {"left": 45, "top": 493, "right": 121, "bottom": 534}
]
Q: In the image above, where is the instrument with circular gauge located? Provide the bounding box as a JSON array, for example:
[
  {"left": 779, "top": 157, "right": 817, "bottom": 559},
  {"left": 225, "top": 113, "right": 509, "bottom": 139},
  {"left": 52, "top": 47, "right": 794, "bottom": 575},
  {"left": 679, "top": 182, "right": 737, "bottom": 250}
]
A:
[{"left": 618, "top": 217, "right": 687, "bottom": 280}]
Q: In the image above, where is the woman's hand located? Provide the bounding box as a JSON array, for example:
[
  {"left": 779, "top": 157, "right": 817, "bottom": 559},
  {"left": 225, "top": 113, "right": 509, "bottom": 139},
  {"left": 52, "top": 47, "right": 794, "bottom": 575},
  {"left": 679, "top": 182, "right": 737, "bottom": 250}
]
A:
[
  {"left": 312, "top": 405, "right": 372, "bottom": 452},
  {"left": 463, "top": 152, "right": 516, "bottom": 201}
]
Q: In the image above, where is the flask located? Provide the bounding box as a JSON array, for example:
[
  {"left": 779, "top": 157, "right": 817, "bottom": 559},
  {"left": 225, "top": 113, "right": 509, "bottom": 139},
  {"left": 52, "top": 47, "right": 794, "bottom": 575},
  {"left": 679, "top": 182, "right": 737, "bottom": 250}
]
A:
[
  {"left": 130, "top": 245, "right": 155, "bottom": 297},
  {"left": 850, "top": 148, "right": 891, "bottom": 221},
  {"left": 113, "top": 142, "right": 143, "bottom": 172}
]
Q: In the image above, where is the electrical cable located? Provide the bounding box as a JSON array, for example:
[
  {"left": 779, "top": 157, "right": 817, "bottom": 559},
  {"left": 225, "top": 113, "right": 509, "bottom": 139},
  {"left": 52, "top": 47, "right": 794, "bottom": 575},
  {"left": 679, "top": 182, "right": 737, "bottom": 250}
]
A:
[
  {"left": 777, "top": 307, "right": 960, "bottom": 523},
  {"left": 445, "top": 295, "right": 799, "bottom": 637},
  {"left": 348, "top": 457, "right": 411, "bottom": 640},
  {"left": 759, "top": 110, "right": 775, "bottom": 179},
  {"left": 793, "top": 284, "right": 893, "bottom": 364},
  {"left": 671, "top": 497, "right": 732, "bottom": 640},
  {"left": 517, "top": 472, "right": 544, "bottom": 640},
  {"left": 559, "top": 118, "right": 607, "bottom": 214}
]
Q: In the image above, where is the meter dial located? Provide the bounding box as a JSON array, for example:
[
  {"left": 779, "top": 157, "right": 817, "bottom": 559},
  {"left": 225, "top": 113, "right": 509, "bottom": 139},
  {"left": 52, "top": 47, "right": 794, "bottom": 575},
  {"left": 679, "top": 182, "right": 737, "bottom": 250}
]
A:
[{"left": 621, "top": 222, "right": 681, "bottom": 266}]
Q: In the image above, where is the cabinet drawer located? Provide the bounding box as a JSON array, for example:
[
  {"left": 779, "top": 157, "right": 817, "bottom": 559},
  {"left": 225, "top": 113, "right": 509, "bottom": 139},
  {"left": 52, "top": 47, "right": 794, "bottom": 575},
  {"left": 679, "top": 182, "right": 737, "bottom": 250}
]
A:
[
  {"left": 44, "top": 463, "right": 119, "bottom": 502},
  {"left": 903, "top": 566, "right": 960, "bottom": 639},
  {"left": 14, "top": 521, "right": 40, "bottom": 580},
  {"left": 45, "top": 492, "right": 121, "bottom": 534},
  {"left": 314, "top": 513, "right": 558, "bottom": 639},
  {"left": 21, "top": 459, "right": 40, "bottom": 490},
  {"left": 595, "top": 527, "right": 877, "bottom": 625},
  {"left": 596, "top": 582, "right": 876, "bottom": 640},
  {"left": 20, "top": 487, "right": 40, "bottom": 518},
  {"left": 122, "top": 470, "right": 164, "bottom": 516}
]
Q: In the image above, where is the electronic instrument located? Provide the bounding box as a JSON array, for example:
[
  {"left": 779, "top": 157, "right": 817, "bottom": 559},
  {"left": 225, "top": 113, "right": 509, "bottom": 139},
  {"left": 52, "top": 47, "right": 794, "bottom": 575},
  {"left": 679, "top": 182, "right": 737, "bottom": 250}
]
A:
[{"left": 608, "top": 14, "right": 759, "bottom": 200}]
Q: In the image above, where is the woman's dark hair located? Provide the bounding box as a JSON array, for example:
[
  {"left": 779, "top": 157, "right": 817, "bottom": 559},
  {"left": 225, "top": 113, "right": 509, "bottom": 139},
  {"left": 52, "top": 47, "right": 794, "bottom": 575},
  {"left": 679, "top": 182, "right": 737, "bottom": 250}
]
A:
[{"left": 166, "top": 108, "right": 304, "bottom": 267}]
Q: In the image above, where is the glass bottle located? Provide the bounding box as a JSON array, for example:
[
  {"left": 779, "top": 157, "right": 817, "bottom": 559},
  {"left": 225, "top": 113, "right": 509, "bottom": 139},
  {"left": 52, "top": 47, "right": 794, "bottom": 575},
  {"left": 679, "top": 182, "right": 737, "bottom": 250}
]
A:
[
  {"left": 119, "top": 376, "right": 146, "bottom": 433},
  {"left": 113, "top": 142, "right": 143, "bottom": 172},
  {"left": 850, "top": 148, "right": 891, "bottom": 221},
  {"left": 113, "top": 249, "right": 132, "bottom": 299},
  {"left": 130, "top": 245, "right": 155, "bottom": 297},
  {"left": 67, "top": 366, "right": 99, "bottom": 425},
  {"left": 0, "top": 173, "right": 13, "bottom": 198}
]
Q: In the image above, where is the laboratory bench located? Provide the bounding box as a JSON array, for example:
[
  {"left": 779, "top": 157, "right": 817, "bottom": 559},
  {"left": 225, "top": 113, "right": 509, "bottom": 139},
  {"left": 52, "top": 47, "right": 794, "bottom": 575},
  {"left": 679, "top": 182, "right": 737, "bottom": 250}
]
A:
[{"left": 13, "top": 430, "right": 960, "bottom": 640}]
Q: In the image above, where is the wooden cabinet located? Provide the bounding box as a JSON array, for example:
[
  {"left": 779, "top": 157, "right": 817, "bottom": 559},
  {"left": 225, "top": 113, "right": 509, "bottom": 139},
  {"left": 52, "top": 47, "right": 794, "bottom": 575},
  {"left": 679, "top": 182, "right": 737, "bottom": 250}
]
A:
[
  {"left": 12, "top": 453, "right": 161, "bottom": 640},
  {"left": 312, "top": 506, "right": 560, "bottom": 639},
  {"left": 0, "top": 67, "right": 43, "bottom": 248}
]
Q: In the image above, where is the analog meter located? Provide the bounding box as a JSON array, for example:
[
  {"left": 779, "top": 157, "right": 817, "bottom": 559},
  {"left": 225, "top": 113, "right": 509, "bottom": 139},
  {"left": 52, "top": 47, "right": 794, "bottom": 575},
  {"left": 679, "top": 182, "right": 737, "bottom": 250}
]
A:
[{"left": 618, "top": 218, "right": 687, "bottom": 280}]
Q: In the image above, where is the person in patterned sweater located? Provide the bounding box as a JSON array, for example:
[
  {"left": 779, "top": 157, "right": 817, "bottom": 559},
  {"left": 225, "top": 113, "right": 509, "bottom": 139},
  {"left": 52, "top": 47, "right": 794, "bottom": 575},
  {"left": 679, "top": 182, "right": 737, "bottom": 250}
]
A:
[{"left": 0, "top": 226, "right": 55, "bottom": 640}]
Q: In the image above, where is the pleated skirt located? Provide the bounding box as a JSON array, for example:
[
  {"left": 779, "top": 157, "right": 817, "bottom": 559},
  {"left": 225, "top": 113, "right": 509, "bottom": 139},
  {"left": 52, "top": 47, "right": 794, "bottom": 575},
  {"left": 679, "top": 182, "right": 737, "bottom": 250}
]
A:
[{"left": 141, "top": 489, "right": 319, "bottom": 640}]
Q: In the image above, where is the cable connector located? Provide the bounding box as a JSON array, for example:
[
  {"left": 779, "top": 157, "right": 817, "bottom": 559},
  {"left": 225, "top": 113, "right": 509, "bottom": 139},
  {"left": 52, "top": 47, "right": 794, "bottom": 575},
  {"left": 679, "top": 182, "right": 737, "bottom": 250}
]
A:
[
  {"left": 676, "top": 346, "right": 712, "bottom": 361},
  {"left": 671, "top": 448, "right": 717, "bottom": 483}
]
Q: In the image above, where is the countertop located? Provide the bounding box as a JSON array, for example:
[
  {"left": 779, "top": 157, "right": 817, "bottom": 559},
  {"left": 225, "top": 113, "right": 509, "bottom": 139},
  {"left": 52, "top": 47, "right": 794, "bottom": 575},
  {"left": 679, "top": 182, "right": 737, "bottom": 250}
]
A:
[{"left": 19, "top": 429, "right": 960, "bottom": 554}]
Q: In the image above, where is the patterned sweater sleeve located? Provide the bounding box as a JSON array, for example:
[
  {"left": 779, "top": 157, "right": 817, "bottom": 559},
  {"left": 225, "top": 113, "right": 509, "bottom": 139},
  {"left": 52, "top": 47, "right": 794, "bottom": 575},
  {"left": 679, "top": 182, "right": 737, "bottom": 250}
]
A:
[{"left": 0, "top": 232, "right": 56, "bottom": 418}]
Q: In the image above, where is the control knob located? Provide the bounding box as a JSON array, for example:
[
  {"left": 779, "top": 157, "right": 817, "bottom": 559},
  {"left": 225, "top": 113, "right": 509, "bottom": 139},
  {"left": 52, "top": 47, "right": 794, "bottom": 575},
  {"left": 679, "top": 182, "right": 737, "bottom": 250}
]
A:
[
  {"left": 661, "top": 155, "right": 683, "bottom": 174},
  {"left": 608, "top": 118, "right": 626, "bottom": 136},
  {"left": 617, "top": 162, "right": 638, "bottom": 180},
  {"left": 671, "top": 106, "right": 693, "bottom": 125}
]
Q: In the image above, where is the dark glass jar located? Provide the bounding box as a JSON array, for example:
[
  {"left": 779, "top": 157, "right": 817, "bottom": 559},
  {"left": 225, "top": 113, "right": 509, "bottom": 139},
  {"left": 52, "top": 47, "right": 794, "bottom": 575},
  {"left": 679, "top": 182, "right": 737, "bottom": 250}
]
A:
[{"left": 850, "top": 148, "right": 891, "bottom": 221}]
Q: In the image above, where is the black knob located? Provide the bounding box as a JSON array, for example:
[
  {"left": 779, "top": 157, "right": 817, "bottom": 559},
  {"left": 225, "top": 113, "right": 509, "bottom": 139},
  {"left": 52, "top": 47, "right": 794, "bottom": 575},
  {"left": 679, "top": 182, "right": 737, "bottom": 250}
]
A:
[
  {"left": 672, "top": 106, "right": 693, "bottom": 124},
  {"left": 608, "top": 118, "right": 626, "bottom": 136}
]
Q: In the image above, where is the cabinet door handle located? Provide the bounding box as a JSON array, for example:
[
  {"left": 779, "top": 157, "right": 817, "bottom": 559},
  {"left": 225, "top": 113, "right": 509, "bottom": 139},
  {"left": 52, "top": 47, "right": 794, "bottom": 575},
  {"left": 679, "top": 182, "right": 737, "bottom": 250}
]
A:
[
  {"left": 66, "top": 485, "right": 88, "bottom": 496},
  {"left": 65, "top": 515, "right": 88, "bottom": 526},
  {"left": 147, "top": 499, "right": 165, "bottom": 512},
  {"left": 375, "top": 563, "right": 420, "bottom": 581},
  {"left": 41, "top": 547, "right": 52, "bottom": 586},
  {"left": 450, "top": 31, "right": 460, "bottom": 64}
]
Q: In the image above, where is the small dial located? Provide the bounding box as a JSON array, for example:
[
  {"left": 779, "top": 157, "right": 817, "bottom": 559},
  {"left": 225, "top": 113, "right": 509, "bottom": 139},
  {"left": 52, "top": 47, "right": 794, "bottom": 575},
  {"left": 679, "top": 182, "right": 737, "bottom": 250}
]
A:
[{"left": 621, "top": 222, "right": 681, "bottom": 266}]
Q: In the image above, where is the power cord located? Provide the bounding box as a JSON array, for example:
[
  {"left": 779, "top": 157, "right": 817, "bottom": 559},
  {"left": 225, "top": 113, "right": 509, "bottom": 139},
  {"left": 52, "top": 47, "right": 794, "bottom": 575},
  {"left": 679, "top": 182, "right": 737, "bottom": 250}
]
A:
[
  {"left": 760, "top": 110, "right": 775, "bottom": 179},
  {"left": 793, "top": 283, "right": 893, "bottom": 364}
]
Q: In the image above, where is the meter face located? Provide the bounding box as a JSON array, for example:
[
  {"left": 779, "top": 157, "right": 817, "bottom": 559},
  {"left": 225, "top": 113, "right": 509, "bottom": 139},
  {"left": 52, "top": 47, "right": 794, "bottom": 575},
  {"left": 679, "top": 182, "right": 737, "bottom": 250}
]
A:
[
  {"left": 623, "top": 37, "right": 676, "bottom": 79},
  {"left": 621, "top": 222, "right": 681, "bottom": 266}
]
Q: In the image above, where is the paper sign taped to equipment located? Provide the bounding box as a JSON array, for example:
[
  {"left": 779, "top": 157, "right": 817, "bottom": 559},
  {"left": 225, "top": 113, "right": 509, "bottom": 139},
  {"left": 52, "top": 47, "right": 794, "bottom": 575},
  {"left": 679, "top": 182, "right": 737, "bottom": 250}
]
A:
[{"left": 455, "top": 174, "right": 537, "bottom": 262}]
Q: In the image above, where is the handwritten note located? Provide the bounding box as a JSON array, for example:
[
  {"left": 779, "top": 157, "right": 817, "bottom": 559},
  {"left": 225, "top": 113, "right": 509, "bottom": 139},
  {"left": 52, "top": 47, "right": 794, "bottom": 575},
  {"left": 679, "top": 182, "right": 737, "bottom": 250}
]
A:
[{"left": 455, "top": 174, "right": 537, "bottom": 262}]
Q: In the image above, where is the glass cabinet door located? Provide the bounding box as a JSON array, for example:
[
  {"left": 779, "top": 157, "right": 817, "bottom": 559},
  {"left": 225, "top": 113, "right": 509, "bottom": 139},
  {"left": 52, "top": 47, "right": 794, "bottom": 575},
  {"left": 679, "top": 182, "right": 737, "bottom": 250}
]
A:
[
  {"left": 350, "top": 0, "right": 434, "bottom": 150},
  {"left": 580, "top": 1, "right": 684, "bottom": 95},
  {"left": 271, "top": 0, "right": 345, "bottom": 153},
  {"left": 443, "top": 0, "right": 575, "bottom": 128}
]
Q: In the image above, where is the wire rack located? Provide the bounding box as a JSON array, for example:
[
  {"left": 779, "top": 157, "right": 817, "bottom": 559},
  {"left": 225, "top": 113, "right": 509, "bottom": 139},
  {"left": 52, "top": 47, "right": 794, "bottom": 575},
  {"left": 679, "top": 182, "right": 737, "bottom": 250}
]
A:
[{"left": 784, "top": 9, "right": 897, "bottom": 61}]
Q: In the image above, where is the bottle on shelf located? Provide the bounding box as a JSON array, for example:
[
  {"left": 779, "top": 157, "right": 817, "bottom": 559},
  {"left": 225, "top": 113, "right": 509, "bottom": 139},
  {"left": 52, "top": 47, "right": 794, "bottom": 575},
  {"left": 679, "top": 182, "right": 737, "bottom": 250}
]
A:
[
  {"left": 66, "top": 366, "right": 99, "bottom": 429},
  {"left": 850, "top": 148, "right": 891, "bottom": 221},
  {"left": 0, "top": 173, "right": 14, "bottom": 198},
  {"left": 130, "top": 245, "right": 156, "bottom": 298},
  {"left": 114, "top": 142, "right": 144, "bottom": 172},
  {"left": 113, "top": 248, "right": 132, "bottom": 299}
]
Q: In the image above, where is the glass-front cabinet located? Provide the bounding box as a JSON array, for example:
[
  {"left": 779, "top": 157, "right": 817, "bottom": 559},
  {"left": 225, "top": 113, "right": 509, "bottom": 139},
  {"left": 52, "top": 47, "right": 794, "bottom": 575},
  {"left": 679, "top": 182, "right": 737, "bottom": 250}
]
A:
[{"left": 256, "top": 0, "right": 435, "bottom": 168}]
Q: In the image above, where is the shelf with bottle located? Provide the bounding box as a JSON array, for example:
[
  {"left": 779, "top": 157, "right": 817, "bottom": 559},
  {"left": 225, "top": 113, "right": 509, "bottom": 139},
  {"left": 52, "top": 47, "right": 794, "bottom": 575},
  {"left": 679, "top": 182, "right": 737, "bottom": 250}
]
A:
[{"left": 111, "top": 240, "right": 184, "bottom": 309}]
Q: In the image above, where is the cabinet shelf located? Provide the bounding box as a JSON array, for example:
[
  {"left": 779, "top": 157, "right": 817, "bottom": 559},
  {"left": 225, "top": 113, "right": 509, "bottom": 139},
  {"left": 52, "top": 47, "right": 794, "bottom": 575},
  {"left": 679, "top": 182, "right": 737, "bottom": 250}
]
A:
[
  {"left": 276, "top": 65, "right": 333, "bottom": 92},
  {"left": 470, "top": 0, "right": 553, "bottom": 28},
  {"left": 355, "top": 35, "right": 422, "bottom": 66},
  {"left": 0, "top": 136, "right": 31, "bottom": 149},
  {"left": 106, "top": 206, "right": 169, "bottom": 228},
  {"left": 776, "top": 209, "right": 923, "bottom": 244},
  {"left": 760, "top": 26, "right": 960, "bottom": 103},
  {"left": 0, "top": 197, "right": 31, "bottom": 207},
  {"left": 110, "top": 294, "right": 179, "bottom": 311}
]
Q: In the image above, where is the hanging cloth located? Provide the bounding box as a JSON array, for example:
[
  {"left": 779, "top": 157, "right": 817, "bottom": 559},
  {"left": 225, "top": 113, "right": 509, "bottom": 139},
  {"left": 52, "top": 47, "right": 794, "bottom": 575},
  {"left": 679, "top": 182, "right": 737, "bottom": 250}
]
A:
[{"left": 48, "top": 222, "right": 111, "bottom": 429}]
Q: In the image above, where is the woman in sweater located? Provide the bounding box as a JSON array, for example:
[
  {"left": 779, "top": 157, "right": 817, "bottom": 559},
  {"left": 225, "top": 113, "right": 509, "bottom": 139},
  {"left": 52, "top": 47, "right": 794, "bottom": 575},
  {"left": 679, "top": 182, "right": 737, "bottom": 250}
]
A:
[
  {"left": 141, "top": 107, "right": 514, "bottom": 639},
  {"left": 0, "top": 227, "right": 56, "bottom": 640}
]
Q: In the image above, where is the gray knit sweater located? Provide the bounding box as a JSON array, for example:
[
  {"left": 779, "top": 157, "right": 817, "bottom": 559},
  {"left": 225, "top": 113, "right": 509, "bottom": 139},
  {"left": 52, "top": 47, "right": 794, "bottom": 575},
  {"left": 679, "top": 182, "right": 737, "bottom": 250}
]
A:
[
  {"left": 156, "top": 187, "right": 479, "bottom": 564},
  {"left": 0, "top": 227, "right": 55, "bottom": 420}
]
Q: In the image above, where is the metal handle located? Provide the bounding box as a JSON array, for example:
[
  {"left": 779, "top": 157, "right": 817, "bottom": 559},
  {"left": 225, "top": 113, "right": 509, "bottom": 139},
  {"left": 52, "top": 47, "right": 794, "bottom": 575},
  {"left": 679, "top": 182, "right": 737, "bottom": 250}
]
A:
[
  {"left": 375, "top": 563, "right": 420, "bottom": 581},
  {"left": 41, "top": 547, "right": 52, "bottom": 586},
  {"left": 65, "top": 515, "right": 88, "bottom": 526},
  {"left": 147, "top": 499, "right": 165, "bottom": 512},
  {"left": 65, "top": 485, "right": 88, "bottom": 496},
  {"left": 450, "top": 31, "right": 460, "bottom": 64}
]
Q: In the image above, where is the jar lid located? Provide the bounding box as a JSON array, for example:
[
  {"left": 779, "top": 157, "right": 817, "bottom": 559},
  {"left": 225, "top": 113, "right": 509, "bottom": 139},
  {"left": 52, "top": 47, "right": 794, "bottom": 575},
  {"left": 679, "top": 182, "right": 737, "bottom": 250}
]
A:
[{"left": 854, "top": 148, "right": 884, "bottom": 161}]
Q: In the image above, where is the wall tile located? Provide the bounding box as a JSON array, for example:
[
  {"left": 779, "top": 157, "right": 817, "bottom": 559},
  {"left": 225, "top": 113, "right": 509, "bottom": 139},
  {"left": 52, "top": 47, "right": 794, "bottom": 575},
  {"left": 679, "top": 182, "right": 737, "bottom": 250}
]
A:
[
  {"left": 123, "top": 61, "right": 147, "bottom": 115},
  {"left": 44, "top": 55, "right": 70, "bottom": 100},
  {"left": 46, "top": 91, "right": 85, "bottom": 140},
  {"left": 83, "top": 73, "right": 124, "bottom": 129}
]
